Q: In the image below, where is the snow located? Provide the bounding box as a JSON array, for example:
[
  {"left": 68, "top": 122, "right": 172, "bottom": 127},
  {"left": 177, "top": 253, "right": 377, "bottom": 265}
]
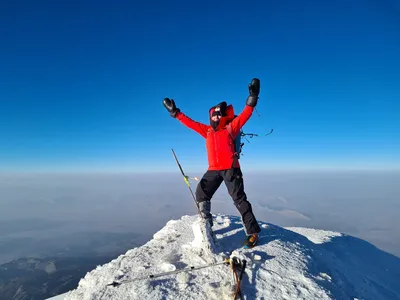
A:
[
  {"left": 46, "top": 293, "right": 70, "bottom": 300},
  {"left": 285, "top": 227, "right": 343, "bottom": 244},
  {"left": 47, "top": 214, "right": 400, "bottom": 300}
]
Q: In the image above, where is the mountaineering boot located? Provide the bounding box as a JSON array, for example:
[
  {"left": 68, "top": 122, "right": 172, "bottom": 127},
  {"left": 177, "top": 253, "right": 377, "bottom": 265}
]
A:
[
  {"left": 243, "top": 233, "right": 259, "bottom": 249},
  {"left": 198, "top": 200, "right": 213, "bottom": 227}
]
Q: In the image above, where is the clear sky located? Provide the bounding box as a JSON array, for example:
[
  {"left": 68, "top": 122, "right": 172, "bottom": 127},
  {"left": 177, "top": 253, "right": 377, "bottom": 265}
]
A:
[{"left": 0, "top": 0, "right": 399, "bottom": 172}]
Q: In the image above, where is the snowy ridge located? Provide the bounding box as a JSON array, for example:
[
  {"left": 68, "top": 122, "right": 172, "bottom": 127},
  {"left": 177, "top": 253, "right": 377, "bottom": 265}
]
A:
[{"left": 52, "top": 214, "right": 400, "bottom": 300}]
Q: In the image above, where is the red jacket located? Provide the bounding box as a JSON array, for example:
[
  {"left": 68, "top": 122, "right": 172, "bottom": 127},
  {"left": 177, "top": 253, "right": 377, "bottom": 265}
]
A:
[{"left": 176, "top": 105, "right": 254, "bottom": 170}]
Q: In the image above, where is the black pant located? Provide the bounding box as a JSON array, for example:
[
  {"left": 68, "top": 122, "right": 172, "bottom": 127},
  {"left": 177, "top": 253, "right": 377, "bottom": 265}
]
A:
[{"left": 195, "top": 168, "right": 261, "bottom": 235}]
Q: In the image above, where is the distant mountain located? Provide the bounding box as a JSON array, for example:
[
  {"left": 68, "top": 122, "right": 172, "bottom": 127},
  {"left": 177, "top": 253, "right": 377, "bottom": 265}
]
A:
[{"left": 0, "top": 255, "right": 115, "bottom": 300}]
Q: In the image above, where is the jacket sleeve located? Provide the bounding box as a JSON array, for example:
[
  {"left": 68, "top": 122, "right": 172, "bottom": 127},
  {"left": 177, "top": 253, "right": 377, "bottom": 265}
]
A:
[
  {"left": 229, "top": 105, "right": 254, "bottom": 138},
  {"left": 176, "top": 112, "right": 209, "bottom": 138}
]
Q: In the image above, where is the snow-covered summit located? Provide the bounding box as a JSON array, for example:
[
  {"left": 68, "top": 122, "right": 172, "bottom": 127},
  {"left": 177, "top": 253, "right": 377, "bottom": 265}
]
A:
[{"left": 53, "top": 214, "right": 400, "bottom": 300}]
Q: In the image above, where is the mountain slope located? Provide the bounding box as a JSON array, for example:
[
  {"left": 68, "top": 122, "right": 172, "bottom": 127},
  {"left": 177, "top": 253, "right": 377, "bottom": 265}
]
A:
[{"left": 55, "top": 214, "right": 400, "bottom": 300}]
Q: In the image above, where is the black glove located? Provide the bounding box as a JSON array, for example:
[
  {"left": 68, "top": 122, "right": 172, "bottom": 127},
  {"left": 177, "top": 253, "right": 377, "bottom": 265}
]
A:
[
  {"left": 246, "top": 78, "right": 260, "bottom": 107},
  {"left": 163, "top": 98, "right": 180, "bottom": 118}
]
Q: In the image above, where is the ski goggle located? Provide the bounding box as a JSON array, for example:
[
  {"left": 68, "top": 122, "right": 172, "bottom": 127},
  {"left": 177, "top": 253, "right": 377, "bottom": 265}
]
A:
[{"left": 211, "top": 111, "right": 222, "bottom": 117}]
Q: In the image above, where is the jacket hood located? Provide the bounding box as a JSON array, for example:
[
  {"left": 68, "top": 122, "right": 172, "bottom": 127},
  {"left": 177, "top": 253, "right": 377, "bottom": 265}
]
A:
[{"left": 209, "top": 101, "right": 235, "bottom": 130}]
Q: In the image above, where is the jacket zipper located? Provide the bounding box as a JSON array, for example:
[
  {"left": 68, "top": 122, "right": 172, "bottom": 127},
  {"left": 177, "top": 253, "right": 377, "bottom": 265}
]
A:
[{"left": 214, "top": 131, "right": 219, "bottom": 166}]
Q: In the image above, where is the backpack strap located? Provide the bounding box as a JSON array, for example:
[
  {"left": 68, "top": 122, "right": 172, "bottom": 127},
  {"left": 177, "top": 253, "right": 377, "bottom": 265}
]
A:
[{"left": 227, "top": 124, "right": 239, "bottom": 169}]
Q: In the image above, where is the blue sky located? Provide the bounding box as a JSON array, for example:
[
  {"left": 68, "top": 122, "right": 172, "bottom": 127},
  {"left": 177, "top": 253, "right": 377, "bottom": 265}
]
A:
[{"left": 0, "top": 0, "right": 399, "bottom": 172}]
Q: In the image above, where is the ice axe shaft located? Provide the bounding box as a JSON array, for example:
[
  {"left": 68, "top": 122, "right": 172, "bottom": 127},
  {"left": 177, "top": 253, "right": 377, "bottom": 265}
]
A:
[{"left": 171, "top": 149, "right": 202, "bottom": 218}]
